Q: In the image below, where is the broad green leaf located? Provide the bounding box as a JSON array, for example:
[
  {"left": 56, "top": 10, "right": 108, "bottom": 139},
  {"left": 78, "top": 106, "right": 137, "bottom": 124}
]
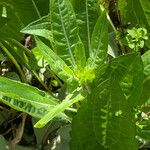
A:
[
  {"left": 142, "top": 50, "right": 150, "bottom": 76},
  {"left": 34, "top": 88, "right": 84, "bottom": 128},
  {"left": 72, "top": 0, "right": 100, "bottom": 57},
  {"left": 118, "top": 0, "right": 149, "bottom": 30},
  {"left": 139, "top": 50, "right": 150, "bottom": 104},
  {"left": 50, "top": 0, "right": 80, "bottom": 66},
  {"left": 140, "top": 0, "right": 150, "bottom": 26},
  {"left": 90, "top": 11, "right": 108, "bottom": 67},
  {"left": 21, "top": 15, "right": 53, "bottom": 41},
  {"left": 71, "top": 79, "right": 137, "bottom": 150},
  {"left": 0, "top": 77, "right": 69, "bottom": 121},
  {"left": 35, "top": 37, "right": 79, "bottom": 91},
  {"left": 97, "top": 53, "right": 143, "bottom": 106}
]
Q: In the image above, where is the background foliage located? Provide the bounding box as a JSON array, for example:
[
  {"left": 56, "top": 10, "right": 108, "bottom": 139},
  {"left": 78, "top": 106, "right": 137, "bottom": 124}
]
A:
[{"left": 0, "top": 0, "right": 150, "bottom": 149}]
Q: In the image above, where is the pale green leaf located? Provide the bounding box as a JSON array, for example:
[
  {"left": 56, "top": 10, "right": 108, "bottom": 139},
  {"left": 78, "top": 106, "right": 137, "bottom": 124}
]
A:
[
  {"left": 34, "top": 88, "right": 84, "bottom": 128},
  {"left": 0, "top": 77, "right": 69, "bottom": 121},
  {"left": 72, "top": 0, "right": 100, "bottom": 57},
  {"left": 90, "top": 11, "right": 108, "bottom": 67},
  {"left": 50, "top": 0, "right": 80, "bottom": 66},
  {"left": 35, "top": 37, "right": 79, "bottom": 91},
  {"left": 21, "top": 15, "right": 53, "bottom": 41},
  {"left": 74, "top": 42, "right": 86, "bottom": 69}
]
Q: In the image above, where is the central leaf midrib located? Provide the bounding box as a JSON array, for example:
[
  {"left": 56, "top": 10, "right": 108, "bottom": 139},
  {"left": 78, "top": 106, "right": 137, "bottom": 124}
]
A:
[
  {"left": 86, "top": 0, "right": 91, "bottom": 55},
  {"left": 58, "top": 0, "right": 76, "bottom": 65}
]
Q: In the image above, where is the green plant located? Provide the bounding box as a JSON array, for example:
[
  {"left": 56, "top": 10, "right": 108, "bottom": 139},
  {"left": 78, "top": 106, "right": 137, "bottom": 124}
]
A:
[
  {"left": 118, "top": 27, "right": 148, "bottom": 51},
  {"left": 0, "top": 0, "right": 150, "bottom": 149}
]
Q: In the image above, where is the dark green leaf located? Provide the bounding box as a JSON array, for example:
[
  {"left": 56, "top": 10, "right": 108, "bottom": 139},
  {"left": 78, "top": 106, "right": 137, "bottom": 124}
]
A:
[{"left": 71, "top": 79, "right": 137, "bottom": 150}]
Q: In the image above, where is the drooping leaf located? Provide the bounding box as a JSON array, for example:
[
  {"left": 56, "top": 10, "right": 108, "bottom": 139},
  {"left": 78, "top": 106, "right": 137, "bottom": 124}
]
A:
[
  {"left": 90, "top": 11, "right": 108, "bottom": 67},
  {"left": 21, "top": 15, "right": 53, "bottom": 41},
  {"left": 50, "top": 0, "right": 80, "bottom": 67},
  {"left": 71, "top": 79, "right": 137, "bottom": 150},
  {"left": 34, "top": 88, "right": 84, "bottom": 128},
  {"left": 0, "top": 77, "right": 69, "bottom": 121},
  {"left": 35, "top": 37, "right": 79, "bottom": 92},
  {"left": 72, "top": 0, "right": 100, "bottom": 57}
]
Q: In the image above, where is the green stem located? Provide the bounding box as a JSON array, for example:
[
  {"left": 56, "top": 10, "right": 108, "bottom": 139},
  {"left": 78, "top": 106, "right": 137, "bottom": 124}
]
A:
[
  {"left": 0, "top": 42, "right": 27, "bottom": 83},
  {"left": 10, "top": 39, "right": 31, "bottom": 54}
]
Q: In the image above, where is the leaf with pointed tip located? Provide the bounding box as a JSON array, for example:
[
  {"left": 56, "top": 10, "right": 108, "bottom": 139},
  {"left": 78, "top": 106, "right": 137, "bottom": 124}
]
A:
[
  {"left": 0, "top": 77, "right": 69, "bottom": 121},
  {"left": 35, "top": 37, "right": 79, "bottom": 92},
  {"left": 21, "top": 15, "right": 53, "bottom": 41}
]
